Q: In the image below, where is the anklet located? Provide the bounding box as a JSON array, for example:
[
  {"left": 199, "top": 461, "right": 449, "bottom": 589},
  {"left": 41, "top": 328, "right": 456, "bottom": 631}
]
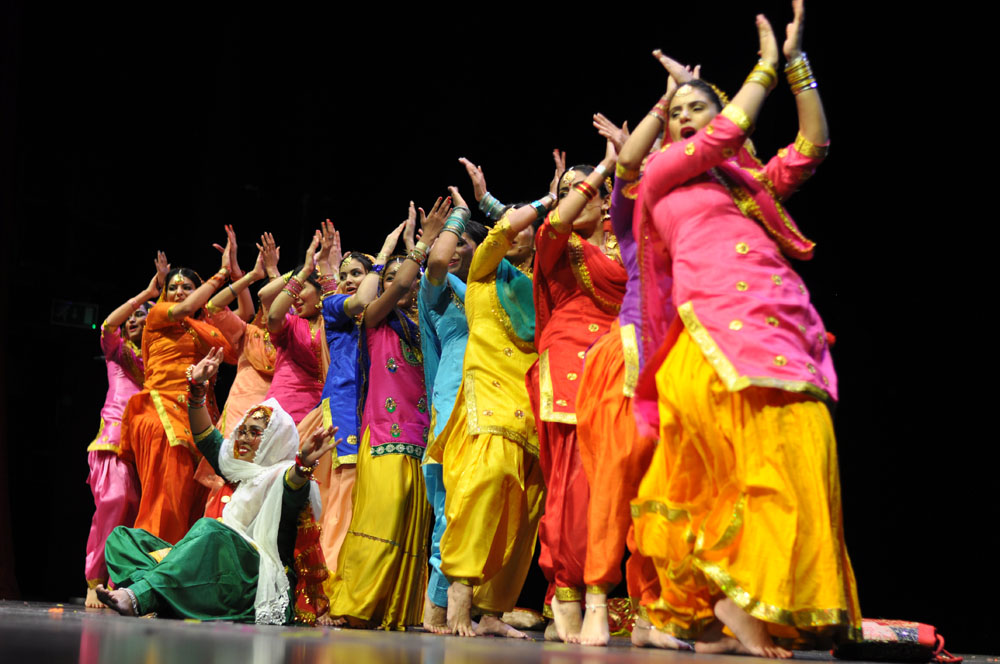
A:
[
  {"left": 123, "top": 587, "right": 139, "bottom": 616},
  {"left": 585, "top": 603, "right": 607, "bottom": 610}
]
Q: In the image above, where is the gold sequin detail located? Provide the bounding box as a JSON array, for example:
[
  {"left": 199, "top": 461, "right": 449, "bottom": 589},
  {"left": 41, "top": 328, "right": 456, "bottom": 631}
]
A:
[
  {"left": 577, "top": 351, "right": 586, "bottom": 359},
  {"left": 806, "top": 363, "right": 817, "bottom": 374},
  {"left": 483, "top": 410, "right": 494, "bottom": 417},
  {"left": 798, "top": 324, "right": 807, "bottom": 334},
  {"left": 766, "top": 317, "right": 779, "bottom": 327},
  {"left": 706, "top": 124, "right": 715, "bottom": 135},
  {"left": 492, "top": 380, "right": 501, "bottom": 388},
  {"left": 777, "top": 147, "right": 788, "bottom": 158},
  {"left": 735, "top": 242, "right": 749, "bottom": 255},
  {"left": 722, "top": 147, "right": 735, "bottom": 158},
  {"left": 799, "top": 284, "right": 807, "bottom": 294},
  {"left": 567, "top": 373, "right": 578, "bottom": 381},
  {"left": 773, "top": 355, "right": 788, "bottom": 366},
  {"left": 729, "top": 320, "right": 743, "bottom": 331},
  {"left": 684, "top": 142, "right": 696, "bottom": 156},
  {"left": 548, "top": 232, "right": 557, "bottom": 240},
  {"left": 822, "top": 375, "right": 830, "bottom": 385},
  {"left": 220, "top": 495, "right": 231, "bottom": 504},
  {"left": 771, "top": 275, "right": 782, "bottom": 285},
  {"left": 514, "top": 409, "right": 524, "bottom": 418},
  {"left": 556, "top": 399, "right": 568, "bottom": 407},
  {"left": 736, "top": 281, "right": 748, "bottom": 292},
  {"left": 588, "top": 323, "right": 599, "bottom": 332},
  {"left": 503, "top": 347, "right": 513, "bottom": 357}
]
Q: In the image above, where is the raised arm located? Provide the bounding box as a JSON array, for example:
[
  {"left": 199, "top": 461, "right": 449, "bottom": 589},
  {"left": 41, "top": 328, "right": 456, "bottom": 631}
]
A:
[
  {"left": 547, "top": 141, "right": 617, "bottom": 236},
  {"left": 425, "top": 186, "right": 471, "bottom": 287},
  {"left": 207, "top": 242, "right": 266, "bottom": 321},
  {"left": 365, "top": 197, "right": 450, "bottom": 328},
  {"left": 255, "top": 232, "right": 284, "bottom": 312},
  {"left": 267, "top": 231, "right": 321, "bottom": 335},
  {"left": 167, "top": 240, "right": 231, "bottom": 322},
  {"left": 104, "top": 251, "right": 168, "bottom": 331},
  {"left": 186, "top": 346, "right": 226, "bottom": 436},
  {"left": 782, "top": 0, "right": 827, "bottom": 146}
]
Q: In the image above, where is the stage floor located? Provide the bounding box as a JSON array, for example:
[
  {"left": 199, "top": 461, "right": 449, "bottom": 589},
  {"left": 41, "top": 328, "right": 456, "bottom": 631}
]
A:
[{"left": 0, "top": 600, "right": 989, "bottom": 664}]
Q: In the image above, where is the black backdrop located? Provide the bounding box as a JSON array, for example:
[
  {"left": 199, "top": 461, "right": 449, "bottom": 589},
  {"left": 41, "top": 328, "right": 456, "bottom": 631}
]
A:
[{"left": 2, "top": 2, "right": 993, "bottom": 654}]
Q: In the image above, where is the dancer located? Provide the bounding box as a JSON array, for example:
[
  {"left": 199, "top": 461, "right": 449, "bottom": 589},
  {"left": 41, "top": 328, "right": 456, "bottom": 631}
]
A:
[
  {"left": 83, "top": 252, "right": 168, "bottom": 607},
  {"left": 527, "top": 141, "right": 627, "bottom": 642},
  {"left": 262, "top": 230, "right": 331, "bottom": 424},
  {"left": 98, "top": 348, "right": 338, "bottom": 624},
  {"left": 417, "top": 187, "right": 488, "bottom": 633},
  {"left": 431, "top": 162, "right": 554, "bottom": 638},
  {"left": 630, "top": 2, "right": 861, "bottom": 656},
  {"left": 574, "top": 115, "right": 665, "bottom": 646},
  {"left": 327, "top": 200, "right": 446, "bottom": 630},
  {"left": 312, "top": 219, "right": 402, "bottom": 585},
  {"left": 118, "top": 237, "right": 236, "bottom": 544}
]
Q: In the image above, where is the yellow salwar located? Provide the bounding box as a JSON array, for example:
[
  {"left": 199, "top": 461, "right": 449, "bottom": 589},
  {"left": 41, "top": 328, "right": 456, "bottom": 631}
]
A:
[
  {"left": 435, "top": 385, "right": 545, "bottom": 613},
  {"left": 631, "top": 328, "right": 861, "bottom": 642},
  {"left": 426, "top": 216, "right": 544, "bottom": 614},
  {"left": 327, "top": 427, "right": 430, "bottom": 630}
]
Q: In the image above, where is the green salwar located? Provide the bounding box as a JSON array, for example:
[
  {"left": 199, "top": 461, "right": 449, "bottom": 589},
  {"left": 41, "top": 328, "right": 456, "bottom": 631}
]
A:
[{"left": 105, "top": 427, "right": 308, "bottom": 624}]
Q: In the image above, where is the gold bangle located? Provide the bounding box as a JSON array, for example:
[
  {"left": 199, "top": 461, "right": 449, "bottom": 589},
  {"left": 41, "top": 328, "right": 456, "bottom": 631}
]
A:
[{"left": 744, "top": 59, "right": 777, "bottom": 92}]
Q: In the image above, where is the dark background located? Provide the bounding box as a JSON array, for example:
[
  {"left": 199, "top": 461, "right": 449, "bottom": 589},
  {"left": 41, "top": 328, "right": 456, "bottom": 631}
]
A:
[{"left": 2, "top": 2, "right": 992, "bottom": 654}]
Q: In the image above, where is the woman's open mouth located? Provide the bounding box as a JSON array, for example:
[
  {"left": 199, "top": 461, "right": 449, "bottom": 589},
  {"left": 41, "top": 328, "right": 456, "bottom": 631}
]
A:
[{"left": 680, "top": 126, "right": 696, "bottom": 139}]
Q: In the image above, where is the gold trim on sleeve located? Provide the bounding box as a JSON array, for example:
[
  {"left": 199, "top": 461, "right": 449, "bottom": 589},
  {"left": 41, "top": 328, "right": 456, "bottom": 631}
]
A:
[
  {"left": 192, "top": 426, "right": 217, "bottom": 444},
  {"left": 720, "top": 105, "right": 752, "bottom": 132},
  {"left": 793, "top": 133, "right": 829, "bottom": 159},
  {"left": 539, "top": 349, "right": 577, "bottom": 424},
  {"left": 487, "top": 276, "right": 536, "bottom": 354}
]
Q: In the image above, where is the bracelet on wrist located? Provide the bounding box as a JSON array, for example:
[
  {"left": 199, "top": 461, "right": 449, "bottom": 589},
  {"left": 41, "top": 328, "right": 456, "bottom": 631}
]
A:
[
  {"left": 295, "top": 453, "right": 318, "bottom": 476},
  {"left": 572, "top": 181, "right": 599, "bottom": 202},
  {"left": 785, "top": 52, "right": 817, "bottom": 95},
  {"left": 744, "top": 59, "right": 778, "bottom": 92}
]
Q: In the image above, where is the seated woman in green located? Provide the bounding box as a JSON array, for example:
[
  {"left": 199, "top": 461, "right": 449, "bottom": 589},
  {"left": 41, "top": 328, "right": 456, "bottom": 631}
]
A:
[{"left": 96, "top": 347, "right": 339, "bottom": 625}]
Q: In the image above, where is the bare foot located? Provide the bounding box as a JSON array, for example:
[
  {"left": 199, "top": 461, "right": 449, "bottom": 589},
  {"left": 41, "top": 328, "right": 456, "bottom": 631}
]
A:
[
  {"left": 446, "top": 582, "right": 476, "bottom": 637},
  {"left": 423, "top": 592, "right": 449, "bottom": 634},
  {"left": 550, "top": 596, "right": 583, "bottom": 643},
  {"left": 85, "top": 586, "right": 103, "bottom": 609},
  {"left": 712, "top": 598, "right": 792, "bottom": 658},
  {"left": 632, "top": 616, "right": 685, "bottom": 649},
  {"left": 94, "top": 584, "right": 135, "bottom": 616},
  {"left": 578, "top": 592, "right": 609, "bottom": 646},
  {"left": 501, "top": 608, "right": 544, "bottom": 631},
  {"left": 316, "top": 611, "right": 335, "bottom": 626},
  {"left": 544, "top": 620, "right": 560, "bottom": 641},
  {"left": 327, "top": 614, "right": 347, "bottom": 627},
  {"left": 476, "top": 614, "right": 529, "bottom": 639}
]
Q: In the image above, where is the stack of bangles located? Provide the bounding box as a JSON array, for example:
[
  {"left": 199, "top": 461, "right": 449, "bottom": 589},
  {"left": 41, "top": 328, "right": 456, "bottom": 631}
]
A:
[
  {"left": 478, "top": 192, "right": 506, "bottom": 221},
  {"left": 208, "top": 268, "right": 229, "bottom": 287},
  {"left": 283, "top": 275, "right": 305, "bottom": 301},
  {"left": 573, "top": 180, "right": 599, "bottom": 202},
  {"left": 316, "top": 272, "right": 338, "bottom": 300},
  {"left": 443, "top": 206, "right": 471, "bottom": 239},
  {"left": 407, "top": 241, "right": 430, "bottom": 264},
  {"left": 785, "top": 53, "right": 817, "bottom": 95},
  {"left": 530, "top": 193, "right": 555, "bottom": 221},
  {"left": 745, "top": 59, "right": 778, "bottom": 91},
  {"left": 647, "top": 94, "right": 670, "bottom": 123},
  {"left": 185, "top": 364, "right": 208, "bottom": 408},
  {"left": 295, "top": 453, "right": 318, "bottom": 476}
]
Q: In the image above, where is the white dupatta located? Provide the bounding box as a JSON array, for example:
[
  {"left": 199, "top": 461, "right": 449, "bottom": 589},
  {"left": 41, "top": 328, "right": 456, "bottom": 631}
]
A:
[{"left": 216, "top": 398, "right": 322, "bottom": 625}]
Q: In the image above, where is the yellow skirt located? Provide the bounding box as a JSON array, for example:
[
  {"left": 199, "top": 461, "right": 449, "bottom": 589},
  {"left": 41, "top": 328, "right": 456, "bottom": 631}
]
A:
[
  {"left": 437, "top": 392, "right": 545, "bottom": 613},
  {"left": 631, "top": 328, "right": 861, "bottom": 642},
  {"left": 327, "top": 427, "right": 430, "bottom": 630}
]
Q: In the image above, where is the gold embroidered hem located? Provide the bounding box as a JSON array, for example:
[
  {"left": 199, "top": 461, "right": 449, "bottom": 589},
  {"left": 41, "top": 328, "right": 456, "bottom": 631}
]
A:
[
  {"left": 720, "top": 104, "right": 752, "bottom": 132},
  {"left": 677, "top": 302, "right": 831, "bottom": 402},
  {"left": 554, "top": 586, "right": 584, "bottom": 602},
  {"left": 794, "top": 132, "right": 829, "bottom": 159},
  {"left": 538, "top": 350, "right": 577, "bottom": 424},
  {"left": 86, "top": 578, "right": 104, "bottom": 589}
]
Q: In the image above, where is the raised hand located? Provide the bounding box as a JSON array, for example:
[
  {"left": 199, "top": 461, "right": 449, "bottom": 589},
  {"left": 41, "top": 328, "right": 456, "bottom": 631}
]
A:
[
  {"left": 756, "top": 13, "right": 780, "bottom": 68},
  {"left": 153, "top": 250, "right": 171, "bottom": 292},
  {"left": 549, "top": 149, "right": 567, "bottom": 197},
  {"left": 593, "top": 114, "right": 629, "bottom": 155},
  {"left": 302, "top": 230, "right": 321, "bottom": 274},
  {"left": 783, "top": 0, "right": 805, "bottom": 61},
  {"left": 318, "top": 219, "right": 340, "bottom": 273},
  {"left": 418, "top": 196, "right": 452, "bottom": 240},
  {"left": 458, "top": 158, "right": 488, "bottom": 202},
  {"left": 257, "top": 232, "right": 280, "bottom": 279},
  {"left": 300, "top": 425, "right": 340, "bottom": 467},
  {"left": 248, "top": 245, "right": 267, "bottom": 281},
  {"left": 190, "top": 346, "right": 225, "bottom": 383},
  {"left": 215, "top": 236, "right": 233, "bottom": 274},
  {"left": 652, "top": 50, "right": 697, "bottom": 91},
  {"left": 448, "top": 185, "right": 468, "bottom": 209},
  {"left": 403, "top": 208, "right": 417, "bottom": 252}
]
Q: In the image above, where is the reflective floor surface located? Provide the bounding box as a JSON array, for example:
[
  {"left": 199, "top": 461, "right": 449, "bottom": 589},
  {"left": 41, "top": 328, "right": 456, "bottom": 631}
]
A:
[{"left": 0, "top": 601, "right": 988, "bottom": 664}]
